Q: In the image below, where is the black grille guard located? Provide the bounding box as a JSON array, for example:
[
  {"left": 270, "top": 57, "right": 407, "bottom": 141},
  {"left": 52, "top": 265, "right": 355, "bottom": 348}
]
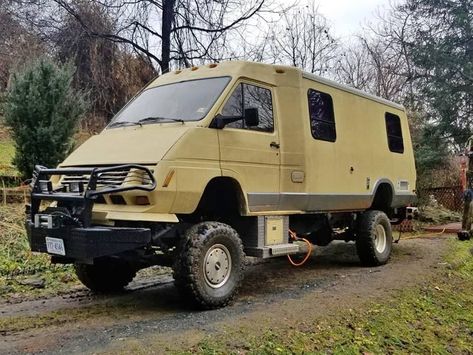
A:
[{"left": 29, "top": 164, "right": 157, "bottom": 226}]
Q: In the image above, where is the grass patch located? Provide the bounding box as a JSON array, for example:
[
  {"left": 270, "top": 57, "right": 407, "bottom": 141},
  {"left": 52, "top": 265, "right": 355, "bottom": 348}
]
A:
[
  {"left": 0, "top": 203, "right": 78, "bottom": 298},
  {"left": 418, "top": 205, "right": 461, "bottom": 225},
  {"left": 0, "top": 139, "right": 14, "bottom": 166},
  {"left": 0, "top": 125, "right": 19, "bottom": 180},
  {"left": 0, "top": 139, "right": 18, "bottom": 178},
  {"left": 188, "top": 239, "right": 473, "bottom": 354}
]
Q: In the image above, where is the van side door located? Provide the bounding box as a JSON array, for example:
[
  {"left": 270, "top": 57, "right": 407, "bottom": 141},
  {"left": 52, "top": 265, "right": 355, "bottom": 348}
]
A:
[{"left": 216, "top": 81, "right": 280, "bottom": 212}]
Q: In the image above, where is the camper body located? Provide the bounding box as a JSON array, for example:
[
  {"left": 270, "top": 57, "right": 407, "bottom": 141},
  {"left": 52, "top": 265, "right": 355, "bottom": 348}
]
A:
[{"left": 27, "top": 61, "right": 416, "bottom": 308}]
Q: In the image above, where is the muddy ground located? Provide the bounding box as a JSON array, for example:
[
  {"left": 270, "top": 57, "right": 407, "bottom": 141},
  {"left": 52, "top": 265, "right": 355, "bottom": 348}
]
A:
[{"left": 0, "top": 235, "right": 451, "bottom": 354}]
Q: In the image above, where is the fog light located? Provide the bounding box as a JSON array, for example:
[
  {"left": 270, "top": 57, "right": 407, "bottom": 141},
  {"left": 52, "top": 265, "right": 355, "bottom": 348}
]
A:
[
  {"left": 69, "top": 181, "right": 84, "bottom": 193},
  {"left": 135, "top": 196, "right": 150, "bottom": 205},
  {"left": 39, "top": 180, "right": 52, "bottom": 193}
]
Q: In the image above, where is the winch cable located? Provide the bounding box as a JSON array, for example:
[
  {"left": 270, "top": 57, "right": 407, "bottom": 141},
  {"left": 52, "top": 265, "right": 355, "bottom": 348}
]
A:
[{"left": 287, "top": 229, "right": 313, "bottom": 267}]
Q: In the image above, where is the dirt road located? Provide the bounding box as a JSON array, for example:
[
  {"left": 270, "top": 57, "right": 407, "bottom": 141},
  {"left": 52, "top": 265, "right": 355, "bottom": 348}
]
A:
[{"left": 0, "top": 235, "right": 451, "bottom": 354}]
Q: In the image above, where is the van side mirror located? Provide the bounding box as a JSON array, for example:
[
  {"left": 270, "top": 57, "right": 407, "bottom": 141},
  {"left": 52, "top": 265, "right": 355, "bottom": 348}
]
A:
[
  {"left": 244, "top": 108, "right": 259, "bottom": 127},
  {"left": 209, "top": 114, "right": 235, "bottom": 129},
  {"left": 210, "top": 108, "right": 259, "bottom": 129}
]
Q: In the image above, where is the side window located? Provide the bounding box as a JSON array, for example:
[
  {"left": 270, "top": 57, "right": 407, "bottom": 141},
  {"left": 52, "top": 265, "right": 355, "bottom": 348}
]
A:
[
  {"left": 222, "top": 83, "right": 274, "bottom": 132},
  {"left": 385, "top": 112, "right": 404, "bottom": 153},
  {"left": 307, "top": 89, "right": 336, "bottom": 142},
  {"left": 221, "top": 83, "right": 243, "bottom": 117}
]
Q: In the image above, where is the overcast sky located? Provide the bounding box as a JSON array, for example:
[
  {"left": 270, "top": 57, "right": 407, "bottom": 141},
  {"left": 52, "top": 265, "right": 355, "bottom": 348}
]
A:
[{"left": 301, "top": 0, "right": 391, "bottom": 39}]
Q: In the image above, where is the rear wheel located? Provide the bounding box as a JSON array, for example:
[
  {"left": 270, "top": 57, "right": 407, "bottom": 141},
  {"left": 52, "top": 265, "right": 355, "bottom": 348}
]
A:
[
  {"left": 356, "top": 210, "right": 393, "bottom": 266},
  {"left": 173, "top": 222, "right": 245, "bottom": 309},
  {"left": 74, "top": 258, "right": 136, "bottom": 293}
]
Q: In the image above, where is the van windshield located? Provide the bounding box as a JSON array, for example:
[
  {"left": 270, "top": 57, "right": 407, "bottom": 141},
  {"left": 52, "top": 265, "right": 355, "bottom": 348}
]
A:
[{"left": 109, "top": 76, "right": 231, "bottom": 127}]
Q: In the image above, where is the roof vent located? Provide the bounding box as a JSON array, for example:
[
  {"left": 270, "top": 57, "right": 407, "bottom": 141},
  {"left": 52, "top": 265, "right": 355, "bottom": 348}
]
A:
[
  {"left": 191, "top": 66, "right": 199, "bottom": 71},
  {"left": 275, "top": 68, "right": 285, "bottom": 74},
  {"left": 208, "top": 63, "right": 218, "bottom": 68},
  {"left": 175, "top": 70, "right": 182, "bottom": 74}
]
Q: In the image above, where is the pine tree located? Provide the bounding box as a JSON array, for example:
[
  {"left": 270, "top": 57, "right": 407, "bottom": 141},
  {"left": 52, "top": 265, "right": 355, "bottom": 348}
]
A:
[
  {"left": 405, "top": 0, "right": 473, "bottom": 148},
  {"left": 3, "top": 58, "right": 87, "bottom": 179}
]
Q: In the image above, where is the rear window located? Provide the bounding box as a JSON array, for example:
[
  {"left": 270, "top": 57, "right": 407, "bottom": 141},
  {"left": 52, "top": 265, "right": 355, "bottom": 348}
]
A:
[
  {"left": 307, "top": 89, "right": 336, "bottom": 142},
  {"left": 385, "top": 112, "right": 404, "bottom": 153}
]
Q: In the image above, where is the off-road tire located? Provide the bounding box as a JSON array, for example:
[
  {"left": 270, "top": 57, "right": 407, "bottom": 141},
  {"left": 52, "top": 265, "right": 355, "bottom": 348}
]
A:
[
  {"left": 74, "top": 258, "right": 136, "bottom": 293},
  {"left": 173, "top": 222, "right": 245, "bottom": 309},
  {"left": 356, "top": 210, "right": 393, "bottom": 266}
]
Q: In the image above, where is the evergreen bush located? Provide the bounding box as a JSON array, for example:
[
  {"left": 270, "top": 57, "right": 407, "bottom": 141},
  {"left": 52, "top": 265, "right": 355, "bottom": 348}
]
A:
[{"left": 3, "top": 58, "right": 87, "bottom": 179}]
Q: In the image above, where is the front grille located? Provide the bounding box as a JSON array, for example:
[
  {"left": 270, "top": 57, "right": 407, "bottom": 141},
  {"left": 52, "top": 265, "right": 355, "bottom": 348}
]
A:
[
  {"left": 30, "top": 164, "right": 157, "bottom": 221},
  {"left": 60, "top": 167, "right": 153, "bottom": 190}
]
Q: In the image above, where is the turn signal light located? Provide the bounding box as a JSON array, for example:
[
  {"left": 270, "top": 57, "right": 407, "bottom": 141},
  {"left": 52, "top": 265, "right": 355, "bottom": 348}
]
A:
[{"left": 162, "top": 170, "right": 175, "bottom": 187}]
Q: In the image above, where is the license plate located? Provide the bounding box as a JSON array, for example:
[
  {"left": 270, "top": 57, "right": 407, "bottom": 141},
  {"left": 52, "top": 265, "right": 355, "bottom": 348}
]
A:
[{"left": 45, "top": 237, "right": 66, "bottom": 256}]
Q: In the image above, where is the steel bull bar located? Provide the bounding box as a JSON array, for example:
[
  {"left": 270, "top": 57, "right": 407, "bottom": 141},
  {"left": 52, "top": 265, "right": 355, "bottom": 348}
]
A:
[{"left": 26, "top": 164, "right": 157, "bottom": 261}]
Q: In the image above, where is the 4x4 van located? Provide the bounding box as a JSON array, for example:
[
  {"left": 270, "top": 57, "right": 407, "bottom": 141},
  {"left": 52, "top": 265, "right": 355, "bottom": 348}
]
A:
[{"left": 27, "top": 61, "right": 416, "bottom": 309}]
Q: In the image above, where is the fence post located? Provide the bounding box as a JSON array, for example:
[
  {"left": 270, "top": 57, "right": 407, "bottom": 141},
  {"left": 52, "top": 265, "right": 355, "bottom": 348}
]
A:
[{"left": 2, "top": 179, "right": 6, "bottom": 205}]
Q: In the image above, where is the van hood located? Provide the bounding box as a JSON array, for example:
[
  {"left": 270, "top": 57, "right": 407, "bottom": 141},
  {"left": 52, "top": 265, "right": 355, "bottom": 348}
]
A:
[{"left": 62, "top": 125, "right": 191, "bottom": 166}]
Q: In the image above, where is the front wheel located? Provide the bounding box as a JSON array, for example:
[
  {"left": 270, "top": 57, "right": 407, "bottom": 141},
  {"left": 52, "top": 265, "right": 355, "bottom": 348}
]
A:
[
  {"left": 356, "top": 210, "right": 393, "bottom": 266},
  {"left": 74, "top": 258, "right": 136, "bottom": 293},
  {"left": 173, "top": 222, "right": 245, "bottom": 309}
]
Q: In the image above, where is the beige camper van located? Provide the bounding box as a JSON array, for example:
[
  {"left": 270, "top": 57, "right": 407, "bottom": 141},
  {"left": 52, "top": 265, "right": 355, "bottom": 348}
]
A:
[{"left": 27, "top": 61, "right": 416, "bottom": 309}]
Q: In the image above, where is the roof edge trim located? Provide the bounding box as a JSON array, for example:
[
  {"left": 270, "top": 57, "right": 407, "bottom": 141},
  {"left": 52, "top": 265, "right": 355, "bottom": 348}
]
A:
[{"left": 302, "top": 72, "right": 405, "bottom": 111}]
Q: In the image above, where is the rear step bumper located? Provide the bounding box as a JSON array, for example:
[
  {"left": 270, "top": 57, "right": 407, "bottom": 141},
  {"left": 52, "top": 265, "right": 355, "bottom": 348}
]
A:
[{"left": 26, "top": 221, "right": 151, "bottom": 261}]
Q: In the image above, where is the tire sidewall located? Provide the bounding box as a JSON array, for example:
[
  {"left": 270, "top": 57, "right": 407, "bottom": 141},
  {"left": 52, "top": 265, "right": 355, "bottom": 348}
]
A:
[
  {"left": 194, "top": 230, "right": 243, "bottom": 302},
  {"left": 74, "top": 258, "right": 136, "bottom": 292},
  {"left": 370, "top": 213, "right": 392, "bottom": 263}
]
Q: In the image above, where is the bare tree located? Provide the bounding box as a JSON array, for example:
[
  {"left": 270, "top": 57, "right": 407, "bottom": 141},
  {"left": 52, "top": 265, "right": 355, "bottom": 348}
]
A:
[
  {"left": 0, "top": 1, "right": 44, "bottom": 90},
  {"left": 53, "top": 3, "right": 118, "bottom": 121},
  {"left": 262, "top": 3, "right": 339, "bottom": 75},
  {"left": 335, "top": 4, "right": 417, "bottom": 103},
  {"left": 335, "top": 43, "right": 375, "bottom": 91},
  {"left": 12, "top": 0, "right": 274, "bottom": 74}
]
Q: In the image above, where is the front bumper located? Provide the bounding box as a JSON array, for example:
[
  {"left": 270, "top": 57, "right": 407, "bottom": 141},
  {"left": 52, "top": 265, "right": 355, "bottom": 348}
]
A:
[
  {"left": 26, "top": 164, "right": 157, "bottom": 261},
  {"left": 26, "top": 222, "right": 151, "bottom": 260}
]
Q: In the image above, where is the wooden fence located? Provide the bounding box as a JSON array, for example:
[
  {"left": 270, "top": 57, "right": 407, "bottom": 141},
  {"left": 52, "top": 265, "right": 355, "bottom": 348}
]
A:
[
  {"left": 0, "top": 183, "right": 29, "bottom": 204},
  {"left": 417, "top": 186, "right": 463, "bottom": 212}
]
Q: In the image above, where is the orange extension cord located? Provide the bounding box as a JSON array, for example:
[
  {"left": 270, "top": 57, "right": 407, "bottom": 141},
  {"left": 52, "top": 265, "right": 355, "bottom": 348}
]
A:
[
  {"left": 287, "top": 229, "right": 313, "bottom": 267},
  {"left": 398, "top": 227, "right": 447, "bottom": 241}
]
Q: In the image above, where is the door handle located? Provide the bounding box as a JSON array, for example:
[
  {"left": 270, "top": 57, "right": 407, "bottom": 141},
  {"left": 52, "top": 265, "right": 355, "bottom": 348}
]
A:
[{"left": 270, "top": 142, "right": 280, "bottom": 149}]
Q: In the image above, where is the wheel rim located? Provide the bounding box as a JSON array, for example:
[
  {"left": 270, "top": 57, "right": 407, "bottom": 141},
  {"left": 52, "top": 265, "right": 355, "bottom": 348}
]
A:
[
  {"left": 374, "top": 224, "right": 387, "bottom": 253},
  {"left": 203, "top": 244, "right": 232, "bottom": 289}
]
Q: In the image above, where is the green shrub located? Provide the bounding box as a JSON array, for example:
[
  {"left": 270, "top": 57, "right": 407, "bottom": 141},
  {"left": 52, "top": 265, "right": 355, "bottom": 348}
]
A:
[{"left": 3, "top": 58, "right": 87, "bottom": 179}]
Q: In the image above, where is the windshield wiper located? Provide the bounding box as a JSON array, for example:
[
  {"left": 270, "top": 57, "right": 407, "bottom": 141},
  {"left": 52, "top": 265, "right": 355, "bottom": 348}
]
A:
[
  {"left": 108, "top": 121, "right": 142, "bottom": 128},
  {"left": 109, "top": 117, "right": 185, "bottom": 128},
  {"left": 138, "top": 116, "right": 185, "bottom": 124}
]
